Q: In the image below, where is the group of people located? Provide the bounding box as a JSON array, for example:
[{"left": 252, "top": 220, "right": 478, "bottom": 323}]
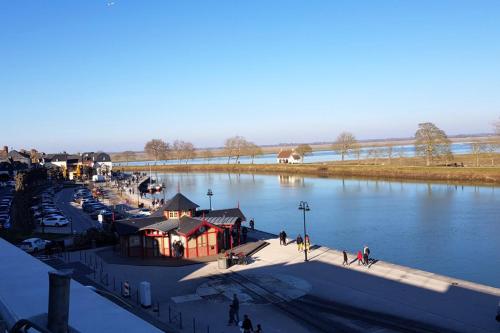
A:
[
  {"left": 296, "top": 234, "right": 310, "bottom": 252},
  {"left": 342, "top": 245, "right": 371, "bottom": 267},
  {"left": 228, "top": 294, "right": 263, "bottom": 332},
  {"left": 279, "top": 230, "right": 288, "bottom": 245},
  {"left": 172, "top": 240, "right": 184, "bottom": 258},
  {"left": 150, "top": 198, "right": 164, "bottom": 209}
]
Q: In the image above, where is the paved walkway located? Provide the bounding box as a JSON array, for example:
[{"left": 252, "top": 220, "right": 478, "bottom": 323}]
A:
[{"left": 62, "top": 228, "right": 500, "bottom": 333}]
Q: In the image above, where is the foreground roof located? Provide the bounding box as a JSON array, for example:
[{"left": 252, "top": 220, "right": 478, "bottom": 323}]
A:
[{"left": 114, "top": 216, "right": 165, "bottom": 235}]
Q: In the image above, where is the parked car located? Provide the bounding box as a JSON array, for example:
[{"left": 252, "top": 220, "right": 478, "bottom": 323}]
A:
[
  {"left": 20, "top": 238, "right": 50, "bottom": 253},
  {"left": 90, "top": 209, "right": 113, "bottom": 221},
  {"left": 39, "top": 216, "right": 69, "bottom": 227},
  {"left": 137, "top": 208, "right": 151, "bottom": 216}
]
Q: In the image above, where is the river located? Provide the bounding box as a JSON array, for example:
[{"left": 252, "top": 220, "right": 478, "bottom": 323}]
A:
[{"left": 143, "top": 172, "right": 500, "bottom": 288}]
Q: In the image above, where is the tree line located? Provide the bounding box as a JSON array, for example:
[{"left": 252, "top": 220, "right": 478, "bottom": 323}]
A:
[{"left": 136, "top": 117, "right": 499, "bottom": 166}]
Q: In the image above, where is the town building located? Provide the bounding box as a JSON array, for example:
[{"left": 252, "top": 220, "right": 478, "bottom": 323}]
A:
[
  {"left": 277, "top": 149, "right": 303, "bottom": 164},
  {"left": 114, "top": 193, "right": 246, "bottom": 259}
]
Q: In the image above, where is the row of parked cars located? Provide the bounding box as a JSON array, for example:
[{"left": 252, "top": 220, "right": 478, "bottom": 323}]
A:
[
  {"left": 0, "top": 181, "right": 15, "bottom": 229},
  {"left": 74, "top": 187, "right": 116, "bottom": 222},
  {"left": 30, "top": 188, "right": 70, "bottom": 227}
]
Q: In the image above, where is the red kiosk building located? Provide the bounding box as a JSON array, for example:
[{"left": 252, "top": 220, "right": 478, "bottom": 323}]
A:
[{"left": 115, "top": 193, "right": 246, "bottom": 259}]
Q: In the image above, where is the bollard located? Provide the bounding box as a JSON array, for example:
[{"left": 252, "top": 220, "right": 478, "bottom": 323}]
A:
[
  {"left": 207, "top": 325, "right": 209, "bottom": 333},
  {"left": 47, "top": 270, "right": 72, "bottom": 333}
]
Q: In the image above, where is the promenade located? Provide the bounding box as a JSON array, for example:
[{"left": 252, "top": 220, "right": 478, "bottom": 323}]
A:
[{"left": 79, "top": 229, "right": 500, "bottom": 333}]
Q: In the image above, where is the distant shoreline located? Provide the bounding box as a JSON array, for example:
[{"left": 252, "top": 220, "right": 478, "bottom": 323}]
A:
[{"left": 115, "top": 162, "right": 500, "bottom": 185}]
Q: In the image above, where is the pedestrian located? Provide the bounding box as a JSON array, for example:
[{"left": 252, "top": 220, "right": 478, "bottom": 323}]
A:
[
  {"left": 249, "top": 219, "right": 255, "bottom": 230},
  {"left": 242, "top": 314, "right": 253, "bottom": 333},
  {"left": 363, "top": 252, "right": 369, "bottom": 266},
  {"left": 304, "top": 234, "right": 310, "bottom": 252},
  {"left": 255, "top": 324, "right": 263, "bottom": 333},
  {"left": 357, "top": 250, "right": 363, "bottom": 265},
  {"left": 282, "top": 230, "right": 287, "bottom": 246},
  {"left": 278, "top": 230, "right": 284, "bottom": 245},
  {"left": 296, "top": 234, "right": 303, "bottom": 252},
  {"left": 364, "top": 245, "right": 370, "bottom": 265},
  {"left": 232, "top": 294, "right": 240, "bottom": 323},
  {"left": 342, "top": 250, "right": 349, "bottom": 266},
  {"left": 227, "top": 304, "right": 236, "bottom": 326},
  {"left": 242, "top": 226, "right": 248, "bottom": 243}
]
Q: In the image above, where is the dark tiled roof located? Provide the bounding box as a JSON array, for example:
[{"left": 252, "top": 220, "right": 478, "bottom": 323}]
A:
[
  {"left": 177, "top": 216, "right": 205, "bottom": 235},
  {"left": 139, "top": 219, "right": 179, "bottom": 233},
  {"left": 8, "top": 150, "right": 30, "bottom": 161},
  {"left": 206, "top": 208, "right": 246, "bottom": 221},
  {"left": 162, "top": 193, "right": 199, "bottom": 211},
  {"left": 94, "top": 152, "right": 111, "bottom": 162},
  {"left": 114, "top": 216, "right": 165, "bottom": 236}
]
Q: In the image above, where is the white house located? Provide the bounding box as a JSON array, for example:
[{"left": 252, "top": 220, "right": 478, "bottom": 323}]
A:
[{"left": 277, "top": 149, "right": 303, "bottom": 164}]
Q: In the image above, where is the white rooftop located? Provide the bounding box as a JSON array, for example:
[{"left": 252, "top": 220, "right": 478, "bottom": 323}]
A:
[{"left": 0, "top": 238, "right": 162, "bottom": 333}]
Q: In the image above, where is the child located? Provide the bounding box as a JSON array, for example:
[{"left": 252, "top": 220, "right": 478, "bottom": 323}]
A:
[{"left": 357, "top": 250, "right": 363, "bottom": 265}]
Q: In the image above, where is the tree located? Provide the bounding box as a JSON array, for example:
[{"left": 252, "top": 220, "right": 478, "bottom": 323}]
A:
[
  {"left": 414, "top": 123, "right": 451, "bottom": 166},
  {"left": 333, "top": 132, "right": 357, "bottom": 161},
  {"left": 224, "top": 136, "right": 248, "bottom": 164},
  {"left": 295, "top": 144, "right": 312, "bottom": 163},
  {"left": 122, "top": 151, "right": 135, "bottom": 165},
  {"left": 204, "top": 150, "right": 214, "bottom": 164},
  {"left": 245, "top": 142, "right": 263, "bottom": 164},
  {"left": 385, "top": 145, "right": 394, "bottom": 165},
  {"left": 352, "top": 144, "right": 362, "bottom": 165},
  {"left": 470, "top": 141, "right": 486, "bottom": 167},
  {"left": 172, "top": 140, "right": 183, "bottom": 164},
  {"left": 486, "top": 144, "right": 496, "bottom": 166},
  {"left": 181, "top": 142, "right": 196, "bottom": 164},
  {"left": 367, "top": 147, "right": 381, "bottom": 164},
  {"left": 397, "top": 148, "right": 406, "bottom": 165},
  {"left": 144, "top": 139, "right": 169, "bottom": 164}
]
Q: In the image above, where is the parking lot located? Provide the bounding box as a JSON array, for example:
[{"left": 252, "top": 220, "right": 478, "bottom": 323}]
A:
[{"left": 0, "top": 181, "right": 15, "bottom": 229}]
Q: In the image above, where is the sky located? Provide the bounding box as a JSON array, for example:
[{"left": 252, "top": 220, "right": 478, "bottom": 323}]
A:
[{"left": 1, "top": 1, "right": 499, "bottom": 152}]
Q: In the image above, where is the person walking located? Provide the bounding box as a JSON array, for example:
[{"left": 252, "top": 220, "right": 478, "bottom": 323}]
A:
[
  {"left": 342, "top": 250, "right": 349, "bottom": 266},
  {"left": 282, "top": 230, "right": 287, "bottom": 246},
  {"left": 232, "top": 294, "right": 240, "bottom": 323},
  {"left": 249, "top": 219, "right": 255, "bottom": 230},
  {"left": 296, "top": 234, "right": 303, "bottom": 252},
  {"left": 242, "top": 314, "right": 254, "bottom": 333},
  {"left": 364, "top": 245, "right": 370, "bottom": 265},
  {"left": 227, "top": 304, "right": 236, "bottom": 326},
  {"left": 357, "top": 250, "right": 363, "bottom": 265},
  {"left": 304, "top": 234, "right": 310, "bottom": 252}
]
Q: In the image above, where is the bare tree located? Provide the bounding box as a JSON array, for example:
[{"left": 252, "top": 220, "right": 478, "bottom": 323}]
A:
[
  {"left": 352, "top": 144, "right": 362, "bottom": 165},
  {"left": 172, "top": 140, "right": 182, "bottom": 164},
  {"left": 245, "top": 142, "right": 263, "bottom": 164},
  {"left": 224, "top": 136, "right": 247, "bottom": 164},
  {"left": 295, "top": 144, "right": 312, "bottom": 163},
  {"left": 486, "top": 144, "right": 496, "bottom": 166},
  {"left": 144, "top": 139, "right": 169, "bottom": 164},
  {"left": 367, "top": 147, "right": 381, "bottom": 164},
  {"left": 414, "top": 123, "right": 451, "bottom": 166},
  {"left": 122, "top": 151, "right": 136, "bottom": 166},
  {"left": 470, "top": 141, "right": 486, "bottom": 167},
  {"left": 333, "top": 132, "right": 356, "bottom": 161},
  {"left": 397, "top": 147, "right": 406, "bottom": 165},
  {"left": 204, "top": 150, "right": 214, "bottom": 164},
  {"left": 181, "top": 142, "right": 196, "bottom": 164},
  {"left": 385, "top": 145, "right": 394, "bottom": 165}
]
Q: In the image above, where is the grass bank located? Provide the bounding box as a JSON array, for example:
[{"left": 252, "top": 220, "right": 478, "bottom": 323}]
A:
[{"left": 116, "top": 163, "right": 500, "bottom": 185}]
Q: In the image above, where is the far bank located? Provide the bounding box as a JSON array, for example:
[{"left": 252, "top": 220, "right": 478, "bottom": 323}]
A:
[{"left": 115, "top": 162, "right": 500, "bottom": 185}]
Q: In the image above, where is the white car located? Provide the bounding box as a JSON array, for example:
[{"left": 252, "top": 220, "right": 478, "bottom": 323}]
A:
[
  {"left": 137, "top": 208, "right": 151, "bottom": 216},
  {"left": 20, "top": 238, "right": 50, "bottom": 253},
  {"left": 39, "top": 216, "right": 69, "bottom": 227}
]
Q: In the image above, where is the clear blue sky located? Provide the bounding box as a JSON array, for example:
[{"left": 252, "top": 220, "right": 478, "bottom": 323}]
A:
[{"left": 1, "top": 1, "right": 499, "bottom": 152}]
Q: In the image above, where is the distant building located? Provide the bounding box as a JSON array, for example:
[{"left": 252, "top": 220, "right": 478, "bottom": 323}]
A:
[
  {"left": 81, "top": 152, "right": 113, "bottom": 176},
  {"left": 277, "top": 149, "right": 303, "bottom": 164}
]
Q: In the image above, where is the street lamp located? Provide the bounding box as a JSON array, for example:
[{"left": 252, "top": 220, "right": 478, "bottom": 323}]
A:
[
  {"left": 298, "top": 201, "right": 310, "bottom": 262},
  {"left": 206, "top": 189, "right": 213, "bottom": 210}
]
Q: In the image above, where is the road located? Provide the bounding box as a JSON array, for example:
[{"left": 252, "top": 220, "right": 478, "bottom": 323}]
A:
[{"left": 53, "top": 188, "right": 101, "bottom": 233}]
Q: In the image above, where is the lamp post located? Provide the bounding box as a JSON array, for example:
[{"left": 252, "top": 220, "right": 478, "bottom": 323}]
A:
[
  {"left": 206, "top": 189, "right": 213, "bottom": 210},
  {"left": 298, "top": 201, "right": 310, "bottom": 262}
]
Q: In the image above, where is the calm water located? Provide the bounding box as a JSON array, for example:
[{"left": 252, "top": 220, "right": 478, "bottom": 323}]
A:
[
  {"left": 144, "top": 172, "right": 500, "bottom": 288},
  {"left": 115, "top": 142, "right": 490, "bottom": 166}
]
